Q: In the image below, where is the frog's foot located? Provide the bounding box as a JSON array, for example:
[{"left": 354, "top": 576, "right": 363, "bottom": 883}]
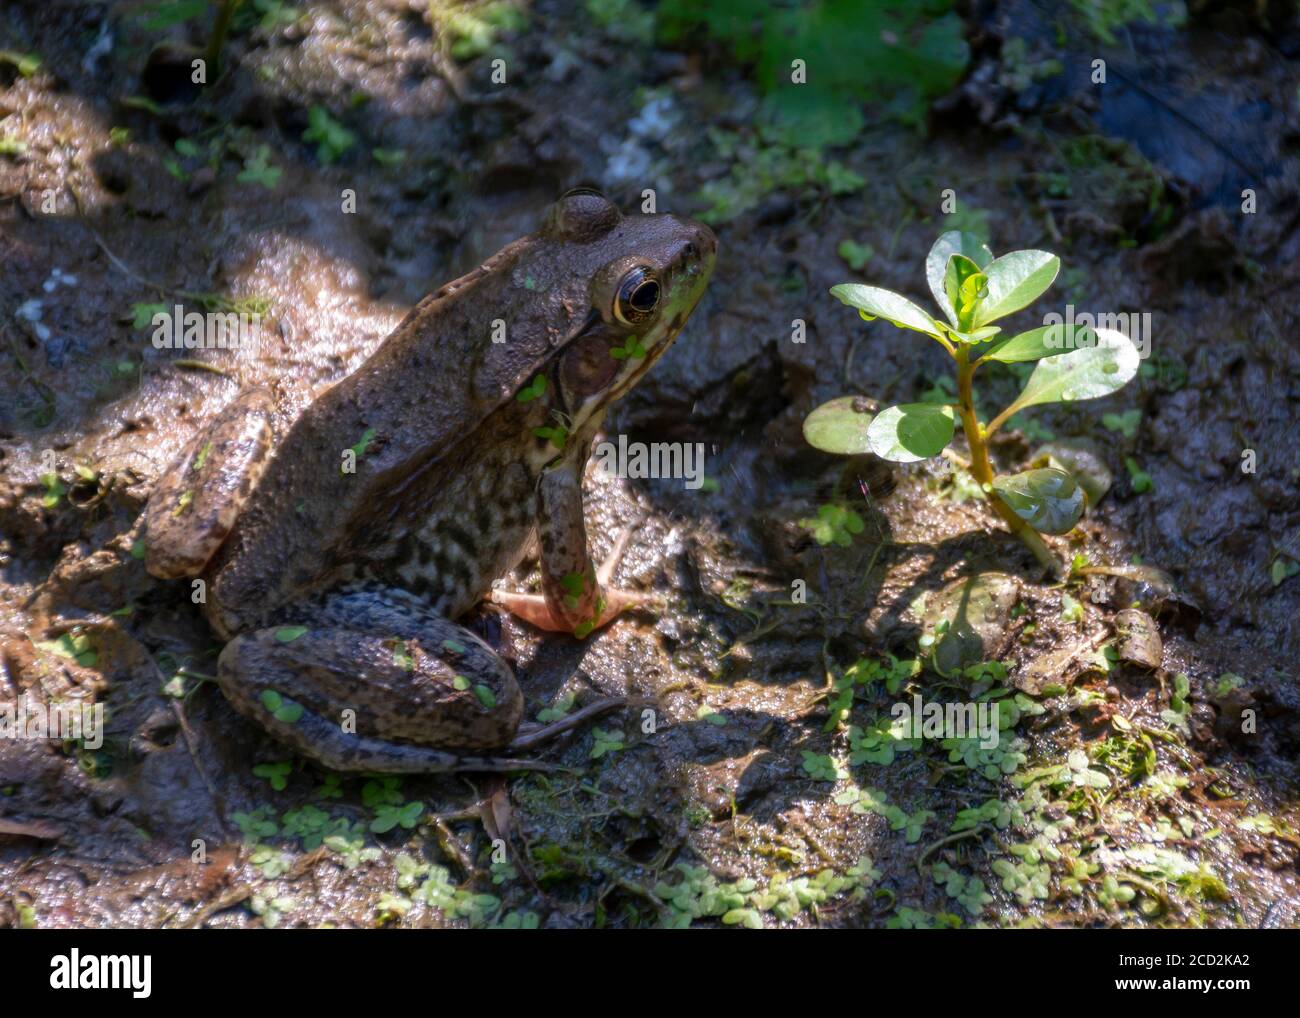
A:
[
  {"left": 489, "top": 518, "right": 656, "bottom": 635},
  {"left": 217, "top": 587, "right": 531, "bottom": 774},
  {"left": 143, "top": 388, "right": 275, "bottom": 579},
  {"left": 488, "top": 586, "right": 653, "bottom": 634}
]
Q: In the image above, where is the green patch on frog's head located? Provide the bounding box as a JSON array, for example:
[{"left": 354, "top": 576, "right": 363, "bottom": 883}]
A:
[{"left": 545, "top": 190, "right": 716, "bottom": 433}]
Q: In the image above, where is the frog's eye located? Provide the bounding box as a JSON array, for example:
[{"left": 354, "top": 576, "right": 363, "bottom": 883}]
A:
[{"left": 613, "top": 267, "right": 661, "bottom": 325}]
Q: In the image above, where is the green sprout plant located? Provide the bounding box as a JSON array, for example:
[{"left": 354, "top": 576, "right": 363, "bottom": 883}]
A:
[{"left": 804, "top": 231, "right": 1142, "bottom": 578}]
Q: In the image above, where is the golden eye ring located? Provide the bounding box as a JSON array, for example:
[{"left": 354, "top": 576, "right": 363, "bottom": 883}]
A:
[{"left": 613, "top": 266, "right": 661, "bottom": 325}]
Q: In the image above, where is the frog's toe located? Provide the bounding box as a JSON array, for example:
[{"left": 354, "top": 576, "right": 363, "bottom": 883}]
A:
[{"left": 217, "top": 620, "right": 524, "bottom": 772}]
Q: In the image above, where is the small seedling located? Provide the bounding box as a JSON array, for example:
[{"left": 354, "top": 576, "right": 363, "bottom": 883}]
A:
[
  {"left": 804, "top": 231, "right": 1142, "bottom": 577},
  {"left": 237, "top": 145, "right": 282, "bottom": 189},
  {"left": 589, "top": 727, "right": 625, "bottom": 759},
  {"left": 252, "top": 760, "right": 293, "bottom": 790},
  {"left": 370, "top": 801, "right": 423, "bottom": 833},
  {"left": 303, "top": 106, "right": 356, "bottom": 164}
]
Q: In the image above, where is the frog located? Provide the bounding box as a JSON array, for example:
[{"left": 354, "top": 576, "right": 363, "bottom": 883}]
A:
[{"left": 141, "top": 190, "right": 716, "bottom": 773}]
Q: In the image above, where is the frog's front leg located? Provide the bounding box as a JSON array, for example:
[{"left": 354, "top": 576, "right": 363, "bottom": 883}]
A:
[
  {"left": 143, "top": 388, "right": 275, "bottom": 579},
  {"left": 490, "top": 457, "right": 648, "bottom": 636}
]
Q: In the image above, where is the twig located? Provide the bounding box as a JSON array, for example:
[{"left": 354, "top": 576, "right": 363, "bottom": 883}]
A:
[
  {"left": 181, "top": 846, "right": 328, "bottom": 928},
  {"left": 916, "top": 825, "right": 990, "bottom": 872}
]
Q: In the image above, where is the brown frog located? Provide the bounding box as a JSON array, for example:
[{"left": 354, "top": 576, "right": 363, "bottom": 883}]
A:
[{"left": 142, "top": 191, "right": 716, "bottom": 772}]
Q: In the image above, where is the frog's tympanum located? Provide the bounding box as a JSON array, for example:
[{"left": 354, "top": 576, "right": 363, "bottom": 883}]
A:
[{"left": 143, "top": 192, "right": 716, "bottom": 772}]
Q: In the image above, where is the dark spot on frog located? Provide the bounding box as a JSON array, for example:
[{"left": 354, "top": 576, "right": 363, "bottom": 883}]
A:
[
  {"left": 450, "top": 560, "right": 473, "bottom": 594},
  {"left": 441, "top": 522, "right": 476, "bottom": 559}
]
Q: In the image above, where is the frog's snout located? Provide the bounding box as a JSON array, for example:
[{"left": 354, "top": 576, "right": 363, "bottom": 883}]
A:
[{"left": 668, "top": 218, "right": 718, "bottom": 282}]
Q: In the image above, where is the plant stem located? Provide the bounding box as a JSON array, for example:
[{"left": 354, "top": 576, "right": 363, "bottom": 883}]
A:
[
  {"left": 954, "top": 347, "right": 1062, "bottom": 579},
  {"left": 206, "top": 0, "right": 241, "bottom": 77}
]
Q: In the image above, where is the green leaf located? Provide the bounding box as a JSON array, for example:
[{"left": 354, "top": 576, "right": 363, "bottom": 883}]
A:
[
  {"left": 1000, "top": 328, "right": 1140, "bottom": 417},
  {"left": 829, "top": 284, "right": 944, "bottom": 340},
  {"left": 132, "top": 302, "right": 168, "bottom": 330},
  {"left": 140, "top": 0, "right": 208, "bottom": 31},
  {"left": 926, "top": 231, "right": 992, "bottom": 327},
  {"left": 866, "top": 404, "right": 955, "bottom": 463},
  {"left": 40, "top": 472, "right": 65, "bottom": 507},
  {"left": 992, "top": 468, "right": 1085, "bottom": 535},
  {"left": 800, "top": 505, "right": 864, "bottom": 547},
  {"left": 532, "top": 424, "right": 567, "bottom": 450},
  {"left": 350, "top": 428, "right": 376, "bottom": 458},
  {"left": 722, "top": 907, "right": 764, "bottom": 929},
  {"left": 981, "top": 324, "right": 1096, "bottom": 364},
  {"left": 1102, "top": 409, "right": 1141, "bottom": 438},
  {"left": 274, "top": 699, "right": 303, "bottom": 723},
  {"left": 0, "top": 51, "right": 42, "bottom": 78},
  {"left": 36, "top": 632, "right": 97, "bottom": 668},
  {"left": 837, "top": 239, "right": 874, "bottom": 271},
  {"left": 802, "top": 396, "right": 875, "bottom": 455},
  {"left": 303, "top": 106, "right": 356, "bottom": 164},
  {"left": 1124, "top": 456, "right": 1152, "bottom": 494},
  {"left": 944, "top": 325, "right": 1001, "bottom": 345},
  {"left": 943, "top": 255, "right": 987, "bottom": 331},
  {"left": 972, "top": 249, "right": 1060, "bottom": 327},
  {"left": 516, "top": 375, "right": 547, "bottom": 402}
]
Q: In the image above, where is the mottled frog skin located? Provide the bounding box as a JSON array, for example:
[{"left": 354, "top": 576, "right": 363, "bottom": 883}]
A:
[{"left": 143, "top": 192, "right": 716, "bottom": 772}]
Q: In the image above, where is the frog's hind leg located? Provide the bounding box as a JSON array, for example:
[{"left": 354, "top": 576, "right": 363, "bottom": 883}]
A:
[
  {"left": 217, "top": 586, "right": 543, "bottom": 774},
  {"left": 143, "top": 388, "right": 275, "bottom": 579}
]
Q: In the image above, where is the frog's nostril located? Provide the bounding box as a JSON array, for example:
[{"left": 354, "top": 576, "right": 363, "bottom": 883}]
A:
[{"left": 694, "top": 225, "right": 717, "bottom": 256}]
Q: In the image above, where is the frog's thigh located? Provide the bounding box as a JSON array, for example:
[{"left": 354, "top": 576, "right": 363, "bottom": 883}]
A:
[
  {"left": 217, "top": 587, "right": 523, "bottom": 772},
  {"left": 144, "top": 388, "right": 275, "bottom": 579}
]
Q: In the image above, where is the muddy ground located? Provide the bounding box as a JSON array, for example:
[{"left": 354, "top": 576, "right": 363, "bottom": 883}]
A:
[{"left": 1, "top": 0, "right": 1298, "bottom": 928}]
